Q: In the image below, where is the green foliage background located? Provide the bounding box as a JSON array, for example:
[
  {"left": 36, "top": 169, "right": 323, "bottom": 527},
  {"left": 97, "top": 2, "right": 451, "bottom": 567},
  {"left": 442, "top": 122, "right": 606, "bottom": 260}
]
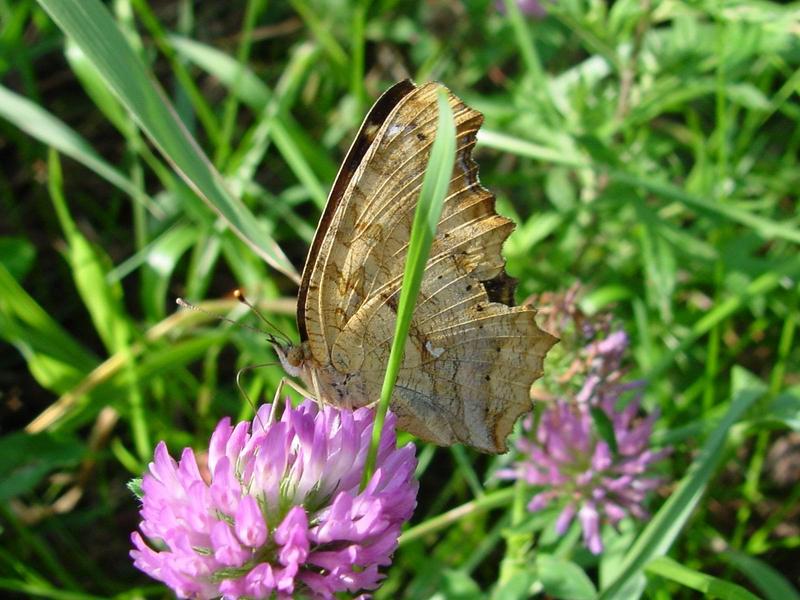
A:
[{"left": 0, "top": 0, "right": 798, "bottom": 598}]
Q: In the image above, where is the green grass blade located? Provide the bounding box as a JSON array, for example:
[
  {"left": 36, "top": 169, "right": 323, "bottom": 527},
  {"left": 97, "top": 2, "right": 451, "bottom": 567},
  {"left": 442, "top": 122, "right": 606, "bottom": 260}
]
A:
[
  {"left": 479, "top": 129, "right": 800, "bottom": 246},
  {"left": 226, "top": 43, "right": 326, "bottom": 208},
  {"left": 0, "top": 83, "right": 140, "bottom": 199},
  {"left": 607, "top": 168, "right": 800, "bottom": 245},
  {"left": 47, "top": 150, "right": 134, "bottom": 354},
  {"left": 721, "top": 550, "right": 800, "bottom": 600},
  {"left": 0, "top": 311, "right": 91, "bottom": 396},
  {"left": 645, "top": 557, "right": 760, "bottom": 600},
  {"left": 288, "top": 0, "right": 348, "bottom": 72},
  {"left": 647, "top": 258, "right": 800, "bottom": 379},
  {"left": 599, "top": 367, "right": 765, "bottom": 599},
  {"left": 362, "top": 88, "right": 457, "bottom": 489},
  {"left": 129, "top": 0, "right": 221, "bottom": 145},
  {"left": 0, "top": 263, "right": 97, "bottom": 381},
  {"left": 214, "top": 0, "right": 265, "bottom": 167},
  {"left": 35, "top": 0, "right": 299, "bottom": 282},
  {"left": 168, "top": 34, "right": 334, "bottom": 206}
]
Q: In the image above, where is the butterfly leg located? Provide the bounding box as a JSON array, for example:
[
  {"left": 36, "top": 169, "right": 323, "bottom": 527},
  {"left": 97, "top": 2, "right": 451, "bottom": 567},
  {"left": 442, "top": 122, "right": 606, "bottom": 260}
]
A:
[
  {"left": 268, "top": 379, "right": 287, "bottom": 425},
  {"left": 267, "top": 377, "right": 317, "bottom": 423},
  {"left": 273, "top": 377, "right": 317, "bottom": 403},
  {"left": 309, "top": 370, "right": 325, "bottom": 410}
]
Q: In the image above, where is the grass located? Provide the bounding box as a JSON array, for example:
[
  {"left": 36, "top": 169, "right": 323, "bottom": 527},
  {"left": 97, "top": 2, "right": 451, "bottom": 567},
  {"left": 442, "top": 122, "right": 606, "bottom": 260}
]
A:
[{"left": 1, "top": 0, "right": 799, "bottom": 598}]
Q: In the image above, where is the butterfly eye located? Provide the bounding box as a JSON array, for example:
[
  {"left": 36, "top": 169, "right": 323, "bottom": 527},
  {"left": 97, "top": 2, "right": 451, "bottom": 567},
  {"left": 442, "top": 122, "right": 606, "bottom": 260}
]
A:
[{"left": 287, "top": 346, "right": 304, "bottom": 368}]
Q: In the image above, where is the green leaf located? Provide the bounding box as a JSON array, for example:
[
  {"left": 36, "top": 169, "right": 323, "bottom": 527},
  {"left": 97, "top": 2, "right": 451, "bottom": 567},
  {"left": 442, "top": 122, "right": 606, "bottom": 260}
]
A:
[
  {"left": 726, "top": 83, "right": 772, "bottom": 111},
  {"left": 35, "top": 0, "right": 299, "bottom": 282},
  {"left": 590, "top": 406, "right": 619, "bottom": 456},
  {"left": 761, "top": 387, "right": 800, "bottom": 431},
  {"left": 506, "top": 212, "right": 563, "bottom": 258},
  {"left": 0, "top": 237, "right": 36, "bottom": 281},
  {"left": 545, "top": 167, "right": 577, "bottom": 213},
  {"left": 580, "top": 285, "right": 634, "bottom": 315},
  {"left": 65, "top": 40, "right": 130, "bottom": 134},
  {"left": 538, "top": 554, "right": 598, "bottom": 600},
  {"left": 492, "top": 570, "right": 536, "bottom": 600},
  {"left": 599, "top": 367, "right": 765, "bottom": 599},
  {"left": 127, "top": 477, "right": 143, "bottom": 501},
  {"left": 721, "top": 550, "right": 800, "bottom": 600},
  {"left": 140, "top": 224, "right": 199, "bottom": 322},
  {"left": 0, "top": 263, "right": 97, "bottom": 391},
  {"left": 434, "top": 569, "right": 484, "bottom": 600},
  {"left": 0, "top": 431, "right": 85, "bottom": 502},
  {"left": 644, "top": 556, "right": 761, "bottom": 600}
]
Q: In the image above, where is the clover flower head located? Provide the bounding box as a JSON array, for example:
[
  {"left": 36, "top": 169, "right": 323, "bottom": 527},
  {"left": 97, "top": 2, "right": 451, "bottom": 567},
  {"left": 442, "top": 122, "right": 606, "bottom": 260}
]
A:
[
  {"left": 131, "top": 400, "right": 418, "bottom": 599},
  {"left": 501, "top": 295, "right": 668, "bottom": 554},
  {"left": 506, "top": 396, "right": 668, "bottom": 554}
]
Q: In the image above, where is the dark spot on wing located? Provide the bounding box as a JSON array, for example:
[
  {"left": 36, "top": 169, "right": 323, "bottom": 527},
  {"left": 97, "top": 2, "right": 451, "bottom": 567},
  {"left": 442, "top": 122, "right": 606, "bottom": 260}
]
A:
[{"left": 481, "top": 271, "right": 518, "bottom": 306}]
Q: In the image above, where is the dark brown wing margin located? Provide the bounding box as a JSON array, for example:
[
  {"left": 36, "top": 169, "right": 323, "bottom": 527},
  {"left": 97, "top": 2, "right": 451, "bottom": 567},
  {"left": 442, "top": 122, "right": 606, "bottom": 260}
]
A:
[{"left": 296, "top": 80, "right": 418, "bottom": 341}]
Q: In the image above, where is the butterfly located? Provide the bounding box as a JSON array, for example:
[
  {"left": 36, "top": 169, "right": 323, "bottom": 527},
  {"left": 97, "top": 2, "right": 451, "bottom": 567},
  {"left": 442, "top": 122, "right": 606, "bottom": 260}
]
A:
[{"left": 273, "top": 80, "right": 556, "bottom": 453}]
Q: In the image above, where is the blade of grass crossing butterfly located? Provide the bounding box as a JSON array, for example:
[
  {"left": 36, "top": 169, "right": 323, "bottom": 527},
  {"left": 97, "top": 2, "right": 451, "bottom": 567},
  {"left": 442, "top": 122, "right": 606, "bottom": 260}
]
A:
[
  {"left": 361, "top": 89, "right": 457, "bottom": 489},
  {"left": 35, "top": 0, "right": 299, "bottom": 282}
]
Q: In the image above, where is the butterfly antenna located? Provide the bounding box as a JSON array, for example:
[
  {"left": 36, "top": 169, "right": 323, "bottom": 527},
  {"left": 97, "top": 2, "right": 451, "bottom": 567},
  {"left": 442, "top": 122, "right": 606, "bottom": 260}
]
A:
[
  {"left": 235, "top": 362, "right": 285, "bottom": 430},
  {"left": 235, "top": 366, "right": 260, "bottom": 426},
  {"left": 233, "top": 290, "right": 293, "bottom": 346},
  {"left": 176, "top": 297, "right": 249, "bottom": 328},
  {"left": 176, "top": 297, "right": 283, "bottom": 346}
]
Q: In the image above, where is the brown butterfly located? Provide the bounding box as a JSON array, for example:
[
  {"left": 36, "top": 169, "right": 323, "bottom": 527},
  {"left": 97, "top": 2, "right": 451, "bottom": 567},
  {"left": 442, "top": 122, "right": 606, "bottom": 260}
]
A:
[{"left": 273, "top": 80, "right": 556, "bottom": 453}]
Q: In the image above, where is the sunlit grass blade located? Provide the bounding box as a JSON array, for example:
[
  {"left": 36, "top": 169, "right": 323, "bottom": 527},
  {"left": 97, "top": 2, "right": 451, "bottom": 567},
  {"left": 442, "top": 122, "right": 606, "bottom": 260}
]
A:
[
  {"left": 24, "top": 302, "right": 238, "bottom": 434},
  {"left": 47, "top": 150, "right": 134, "bottom": 354},
  {"left": 361, "top": 88, "right": 457, "bottom": 488},
  {"left": 599, "top": 367, "right": 765, "bottom": 599},
  {"left": 35, "top": 0, "right": 299, "bottom": 282},
  {"left": 47, "top": 150, "right": 150, "bottom": 453}
]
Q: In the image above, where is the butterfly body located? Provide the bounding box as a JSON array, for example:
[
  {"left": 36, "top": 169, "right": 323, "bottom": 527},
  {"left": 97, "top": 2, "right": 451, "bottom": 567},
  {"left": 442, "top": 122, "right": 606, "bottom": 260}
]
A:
[{"left": 277, "top": 81, "right": 557, "bottom": 453}]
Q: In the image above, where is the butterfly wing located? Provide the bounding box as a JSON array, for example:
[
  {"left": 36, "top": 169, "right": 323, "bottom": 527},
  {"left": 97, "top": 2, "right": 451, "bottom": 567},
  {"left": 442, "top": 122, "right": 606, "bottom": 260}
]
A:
[{"left": 298, "top": 81, "right": 556, "bottom": 453}]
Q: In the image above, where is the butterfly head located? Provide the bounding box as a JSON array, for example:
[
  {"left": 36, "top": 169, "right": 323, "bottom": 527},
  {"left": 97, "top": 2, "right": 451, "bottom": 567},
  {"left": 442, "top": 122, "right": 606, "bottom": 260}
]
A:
[{"left": 272, "top": 338, "right": 310, "bottom": 379}]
